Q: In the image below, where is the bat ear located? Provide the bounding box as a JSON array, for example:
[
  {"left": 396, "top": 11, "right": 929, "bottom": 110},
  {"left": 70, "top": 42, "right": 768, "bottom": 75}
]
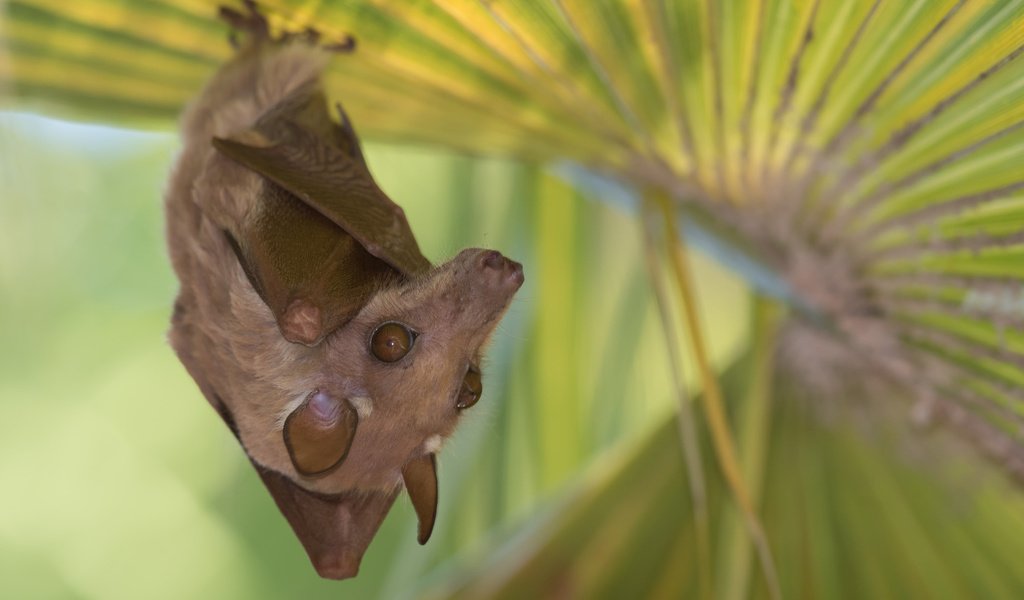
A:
[
  {"left": 255, "top": 465, "right": 400, "bottom": 579},
  {"left": 283, "top": 391, "right": 358, "bottom": 477},
  {"left": 212, "top": 84, "right": 431, "bottom": 343},
  {"left": 401, "top": 454, "right": 438, "bottom": 545}
]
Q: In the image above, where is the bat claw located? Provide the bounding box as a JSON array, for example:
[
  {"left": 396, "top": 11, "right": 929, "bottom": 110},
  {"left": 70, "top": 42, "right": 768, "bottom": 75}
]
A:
[
  {"left": 218, "top": 1, "right": 356, "bottom": 53},
  {"left": 324, "top": 35, "right": 357, "bottom": 53}
]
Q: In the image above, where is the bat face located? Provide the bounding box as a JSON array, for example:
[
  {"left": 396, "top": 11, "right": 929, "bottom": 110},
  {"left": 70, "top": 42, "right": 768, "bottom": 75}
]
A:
[
  {"left": 165, "top": 24, "right": 524, "bottom": 579},
  {"left": 324, "top": 248, "right": 522, "bottom": 476},
  {"left": 253, "top": 247, "right": 523, "bottom": 495}
]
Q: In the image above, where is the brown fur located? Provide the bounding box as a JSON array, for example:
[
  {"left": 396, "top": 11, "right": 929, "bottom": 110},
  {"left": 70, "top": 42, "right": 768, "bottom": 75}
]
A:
[
  {"left": 165, "top": 38, "right": 522, "bottom": 576},
  {"left": 167, "top": 43, "right": 329, "bottom": 481}
]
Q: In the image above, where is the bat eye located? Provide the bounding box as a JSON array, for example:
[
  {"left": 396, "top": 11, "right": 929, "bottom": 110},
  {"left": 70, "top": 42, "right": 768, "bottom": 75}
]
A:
[
  {"left": 370, "top": 322, "right": 415, "bottom": 362},
  {"left": 456, "top": 367, "right": 482, "bottom": 409}
]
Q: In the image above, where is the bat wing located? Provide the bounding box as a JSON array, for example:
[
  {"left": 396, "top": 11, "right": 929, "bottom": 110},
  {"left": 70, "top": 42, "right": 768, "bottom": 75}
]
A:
[
  {"left": 196, "top": 383, "right": 397, "bottom": 580},
  {"left": 213, "top": 83, "right": 431, "bottom": 345},
  {"left": 255, "top": 465, "right": 400, "bottom": 580}
]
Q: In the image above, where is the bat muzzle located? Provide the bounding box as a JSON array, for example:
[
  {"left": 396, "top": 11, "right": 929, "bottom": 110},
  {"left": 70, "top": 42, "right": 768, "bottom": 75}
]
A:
[{"left": 475, "top": 249, "right": 525, "bottom": 293}]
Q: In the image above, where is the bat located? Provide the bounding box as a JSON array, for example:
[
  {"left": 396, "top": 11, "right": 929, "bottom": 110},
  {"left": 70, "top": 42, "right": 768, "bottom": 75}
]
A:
[{"left": 165, "top": 4, "right": 523, "bottom": 580}]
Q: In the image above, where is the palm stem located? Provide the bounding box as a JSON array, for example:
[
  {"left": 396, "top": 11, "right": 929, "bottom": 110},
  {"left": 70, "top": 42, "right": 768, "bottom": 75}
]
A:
[
  {"left": 640, "top": 208, "right": 713, "bottom": 600},
  {"left": 648, "top": 189, "right": 781, "bottom": 600},
  {"left": 719, "top": 295, "right": 781, "bottom": 600}
]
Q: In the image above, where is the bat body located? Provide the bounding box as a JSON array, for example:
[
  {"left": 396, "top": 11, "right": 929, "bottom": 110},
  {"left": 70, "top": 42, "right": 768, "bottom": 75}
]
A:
[{"left": 165, "top": 25, "right": 522, "bottom": 579}]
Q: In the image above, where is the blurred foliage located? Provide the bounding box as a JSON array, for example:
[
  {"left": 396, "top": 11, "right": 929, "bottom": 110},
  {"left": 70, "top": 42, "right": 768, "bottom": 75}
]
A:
[
  {"left": 431, "top": 305, "right": 1024, "bottom": 599},
  {"left": 5, "top": 0, "right": 1024, "bottom": 598}
]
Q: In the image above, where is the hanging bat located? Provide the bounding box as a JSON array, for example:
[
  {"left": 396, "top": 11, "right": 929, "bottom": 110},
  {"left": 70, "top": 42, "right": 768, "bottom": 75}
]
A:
[{"left": 165, "top": 5, "right": 523, "bottom": 580}]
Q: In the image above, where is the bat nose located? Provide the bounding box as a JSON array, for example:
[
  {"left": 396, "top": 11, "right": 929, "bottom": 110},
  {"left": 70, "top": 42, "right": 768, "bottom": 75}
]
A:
[
  {"left": 477, "top": 250, "right": 525, "bottom": 289},
  {"left": 508, "top": 260, "right": 525, "bottom": 288}
]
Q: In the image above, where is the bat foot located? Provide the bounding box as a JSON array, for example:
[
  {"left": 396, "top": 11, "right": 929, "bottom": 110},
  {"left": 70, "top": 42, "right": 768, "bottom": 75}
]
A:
[
  {"left": 218, "top": 1, "right": 356, "bottom": 53},
  {"left": 219, "top": 0, "right": 269, "bottom": 45}
]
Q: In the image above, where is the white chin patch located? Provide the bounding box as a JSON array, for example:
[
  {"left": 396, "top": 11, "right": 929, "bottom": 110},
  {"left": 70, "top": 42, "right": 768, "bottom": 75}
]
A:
[
  {"left": 276, "top": 391, "right": 310, "bottom": 428},
  {"left": 423, "top": 434, "right": 443, "bottom": 454},
  {"left": 349, "top": 396, "right": 374, "bottom": 419}
]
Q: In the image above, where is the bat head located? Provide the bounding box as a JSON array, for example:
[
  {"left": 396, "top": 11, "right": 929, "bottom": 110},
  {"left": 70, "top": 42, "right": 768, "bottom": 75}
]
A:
[
  {"left": 284, "top": 247, "right": 523, "bottom": 491},
  {"left": 329, "top": 246, "right": 522, "bottom": 440}
]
